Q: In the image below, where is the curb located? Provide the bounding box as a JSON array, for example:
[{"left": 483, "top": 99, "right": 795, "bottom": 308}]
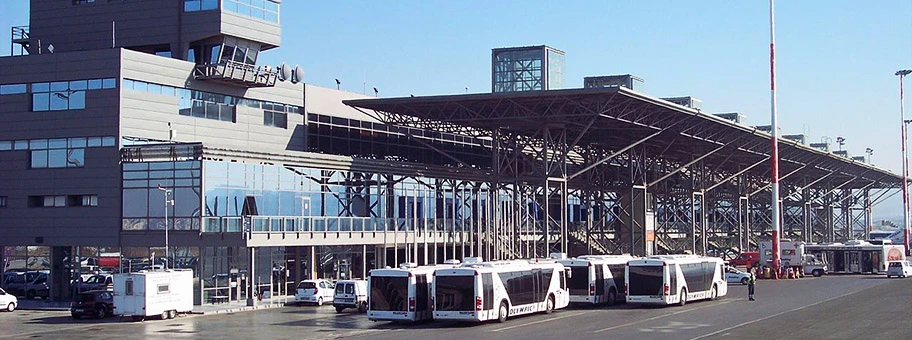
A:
[{"left": 194, "top": 303, "right": 286, "bottom": 315}]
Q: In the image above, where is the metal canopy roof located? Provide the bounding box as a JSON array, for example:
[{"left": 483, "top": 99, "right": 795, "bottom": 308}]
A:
[{"left": 345, "top": 86, "right": 903, "bottom": 190}]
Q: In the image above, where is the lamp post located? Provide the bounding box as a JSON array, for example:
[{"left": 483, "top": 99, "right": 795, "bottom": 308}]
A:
[
  {"left": 157, "top": 184, "right": 174, "bottom": 270},
  {"left": 897, "top": 69, "right": 912, "bottom": 256}
]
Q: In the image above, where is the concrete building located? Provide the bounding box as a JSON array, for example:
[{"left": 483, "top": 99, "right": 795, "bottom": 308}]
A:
[{"left": 0, "top": 0, "right": 476, "bottom": 304}]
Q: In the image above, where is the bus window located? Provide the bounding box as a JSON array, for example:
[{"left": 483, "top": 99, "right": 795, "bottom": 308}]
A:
[
  {"left": 435, "top": 275, "right": 475, "bottom": 311},
  {"left": 628, "top": 265, "right": 663, "bottom": 296},
  {"left": 369, "top": 276, "right": 408, "bottom": 311}
]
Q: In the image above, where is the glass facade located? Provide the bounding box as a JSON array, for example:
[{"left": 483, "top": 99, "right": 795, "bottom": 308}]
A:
[
  {"left": 122, "top": 160, "right": 202, "bottom": 231},
  {"left": 492, "top": 46, "right": 564, "bottom": 93},
  {"left": 122, "top": 78, "right": 301, "bottom": 125},
  {"left": 223, "top": 0, "right": 280, "bottom": 23}
]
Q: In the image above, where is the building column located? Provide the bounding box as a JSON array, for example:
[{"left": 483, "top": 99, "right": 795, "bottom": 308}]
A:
[
  {"left": 361, "top": 245, "right": 367, "bottom": 279},
  {"left": 308, "top": 246, "right": 317, "bottom": 280},
  {"left": 50, "top": 246, "right": 71, "bottom": 302},
  {"left": 247, "top": 247, "right": 256, "bottom": 306},
  {"left": 294, "top": 247, "right": 302, "bottom": 287}
]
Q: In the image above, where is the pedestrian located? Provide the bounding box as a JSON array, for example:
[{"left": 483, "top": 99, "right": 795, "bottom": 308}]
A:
[{"left": 747, "top": 273, "right": 755, "bottom": 301}]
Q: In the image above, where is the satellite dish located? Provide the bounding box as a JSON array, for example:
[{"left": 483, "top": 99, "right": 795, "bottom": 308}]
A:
[
  {"left": 277, "top": 62, "right": 290, "bottom": 81},
  {"left": 291, "top": 65, "right": 303, "bottom": 84}
]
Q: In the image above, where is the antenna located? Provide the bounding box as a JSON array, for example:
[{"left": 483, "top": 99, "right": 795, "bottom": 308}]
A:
[{"left": 334, "top": 78, "right": 340, "bottom": 90}]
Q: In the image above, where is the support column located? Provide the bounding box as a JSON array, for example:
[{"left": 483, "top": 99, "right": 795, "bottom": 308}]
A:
[
  {"left": 247, "top": 247, "right": 256, "bottom": 306},
  {"left": 50, "top": 246, "right": 71, "bottom": 302},
  {"left": 294, "top": 247, "right": 302, "bottom": 288},
  {"left": 308, "top": 246, "right": 316, "bottom": 280}
]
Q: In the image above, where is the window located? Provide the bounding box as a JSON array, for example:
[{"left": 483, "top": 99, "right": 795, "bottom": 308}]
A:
[
  {"left": 0, "top": 84, "right": 26, "bottom": 95},
  {"left": 29, "top": 141, "right": 84, "bottom": 168},
  {"left": 263, "top": 108, "right": 287, "bottom": 128},
  {"left": 185, "top": 0, "right": 217, "bottom": 12},
  {"left": 30, "top": 78, "right": 114, "bottom": 112},
  {"left": 69, "top": 195, "right": 98, "bottom": 207},
  {"left": 158, "top": 284, "right": 170, "bottom": 294},
  {"left": 224, "top": 0, "right": 280, "bottom": 23},
  {"left": 73, "top": 0, "right": 96, "bottom": 4},
  {"left": 125, "top": 279, "right": 134, "bottom": 295},
  {"left": 0, "top": 196, "right": 7, "bottom": 208}
]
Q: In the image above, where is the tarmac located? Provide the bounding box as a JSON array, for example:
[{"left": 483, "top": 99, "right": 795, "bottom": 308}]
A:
[{"left": 14, "top": 294, "right": 293, "bottom": 315}]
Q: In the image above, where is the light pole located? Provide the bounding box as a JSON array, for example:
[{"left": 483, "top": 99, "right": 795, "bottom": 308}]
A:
[
  {"left": 897, "top": 69, "right": 912, "bottom": 256},
  {"left": 157, "top": 184, "right": 174, "bottom": 270}
]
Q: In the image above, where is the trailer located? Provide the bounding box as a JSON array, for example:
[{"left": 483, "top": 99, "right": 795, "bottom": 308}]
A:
[
  {"left": 759, "top": 240, "right": 828, "bottom": 276},
  {"left": 113, "top": 270, "right": 194, "bottom": 321}
]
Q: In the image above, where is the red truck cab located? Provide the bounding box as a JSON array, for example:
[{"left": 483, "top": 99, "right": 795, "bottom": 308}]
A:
[{"left": 729, "top": 251, "right": 759, "bottom": 267}]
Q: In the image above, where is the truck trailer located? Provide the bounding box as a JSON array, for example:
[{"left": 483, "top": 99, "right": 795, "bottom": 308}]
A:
[{"left": 113, "top": 270, "right": 194, "bottom": 321}]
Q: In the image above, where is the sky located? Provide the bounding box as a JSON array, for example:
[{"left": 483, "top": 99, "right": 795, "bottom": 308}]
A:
[{"left": 1, "top": 0, "right": 911, "bottom": 220}]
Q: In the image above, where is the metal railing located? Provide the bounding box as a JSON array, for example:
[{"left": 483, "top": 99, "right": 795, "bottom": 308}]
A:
[
  {"left": 201, "top": 216, "right": 478, "bottom": 233},
  {"left": 193, "top": 60, "right": 278, "bottom": 87}
]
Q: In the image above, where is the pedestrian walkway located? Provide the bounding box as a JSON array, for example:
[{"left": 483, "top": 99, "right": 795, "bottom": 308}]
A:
[{"left": 15, "top": 295, "right": 294, "bottom": 315}]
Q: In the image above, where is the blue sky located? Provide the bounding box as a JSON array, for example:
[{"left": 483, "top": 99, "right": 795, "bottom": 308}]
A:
[{"left": 1, "top": 1, "right": 911, "bottom": 219}]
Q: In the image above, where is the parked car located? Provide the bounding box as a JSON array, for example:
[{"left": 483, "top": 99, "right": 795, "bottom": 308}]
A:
[
  {"left": 79, "top": 274, "right": 113, "bottom": 292},
  {"left": 729, "top": 251, "right": 760, "bottom": 267},
  {"left": 24, "top": 272, "right": 50, "bottom": 300},
  {"left": 886, "top": 261, "right": 912, "bottom": 278},
  {"left": 2, "top": 271, "right": 46, "bottom": 297},
  {"left": 332, "top": 279, "right": 368, "bottom": 313},
  {"left": 0, "top": 287, "right": 17, "bottom": 312},
  {"left": 71, "top": 290, "right": 115, "bottom": 319},
  {"left": 725, "top": 266, "right": 752, "bottom": 285},
  {"left": 294, "top": 279, "right": 334, "bottom": 306}
]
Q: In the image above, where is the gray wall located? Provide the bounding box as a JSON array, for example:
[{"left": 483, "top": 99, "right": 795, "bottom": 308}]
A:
[
  {"left": 0, "top": 49, "right": 123, "bottom": 247},
  {"left": 28, "top": 0, "right": 279, "bottom": 58}
]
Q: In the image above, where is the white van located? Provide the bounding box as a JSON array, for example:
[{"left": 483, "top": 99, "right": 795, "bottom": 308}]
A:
[
  {"left": 886, "top": 261, "right": 912, "bottom": 278},
  {"left": 333, "top": 279, "right": 368, "bottom": 313}
]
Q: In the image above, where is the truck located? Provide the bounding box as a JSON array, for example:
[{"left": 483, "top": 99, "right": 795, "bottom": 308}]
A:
[
  {"left": 113, "top": 270, "right": 193, "bottom": 321},
  {"left": 759, "top": 240, "right": 828, "bottom": 277}
]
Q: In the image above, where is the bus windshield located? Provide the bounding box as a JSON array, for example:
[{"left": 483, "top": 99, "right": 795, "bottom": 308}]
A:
[
  {"left": 435, "top": 275, "right": 475, "bottom": 311},
  {"left": 369, "top": 276, "right": 408, "bottom": 311},
  {"left": 568, "top": 266, "right": 589, "bottom": 295},
  {"left": 628, "top": 265, "right": 664, "bottom": 296}
]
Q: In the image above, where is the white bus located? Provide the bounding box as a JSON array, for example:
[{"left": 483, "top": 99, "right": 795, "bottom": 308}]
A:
[
  {"left": 558, "top": 254, "right": 634, "bottom": 305},
  {"left": 626, "top": 255, "right": 727, "bottom": 306},
  {"left": 367, "top": 263, "right": 457, "bottom": 322},
  {"left": 432, "top": 260, "right": 570, "bottom": 323}
]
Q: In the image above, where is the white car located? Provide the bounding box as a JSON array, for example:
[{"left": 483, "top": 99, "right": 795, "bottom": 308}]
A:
[
  {"left": 0, "top": 287, "right": 17, "bottom": 312},
  {"left": 725, "top": 266, "right": 752, "bottom": 285},
  {"left": 294, "top": 279, "right": 334, "bottom": 306},
  {"left": 886, "top": 261, "right": 912, "bottom": 278}
]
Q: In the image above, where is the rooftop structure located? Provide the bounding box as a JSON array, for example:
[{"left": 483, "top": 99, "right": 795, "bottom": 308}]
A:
[{"left": 492, "top": 45, "right": 565, "bottom": 93}]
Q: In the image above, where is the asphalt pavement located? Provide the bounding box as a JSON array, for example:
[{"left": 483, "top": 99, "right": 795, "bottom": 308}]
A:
[{"left": 0, "top": 275, "right": 908, "bottom": 340}]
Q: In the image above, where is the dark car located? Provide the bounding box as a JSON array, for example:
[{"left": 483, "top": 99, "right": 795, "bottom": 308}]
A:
[{"left": 70, "top": 290, "right": 115, "bottom": 319}]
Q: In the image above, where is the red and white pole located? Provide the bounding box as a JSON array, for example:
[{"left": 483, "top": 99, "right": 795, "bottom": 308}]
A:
[
  {"left": 769, "top": 0, "right": 782, "bottom": 279},
  {"left": 899, "top": 69, "right": 912, "bottom": 256}
]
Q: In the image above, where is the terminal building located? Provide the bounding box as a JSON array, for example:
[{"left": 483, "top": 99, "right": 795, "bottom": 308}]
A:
[{"left": 0, "top": 1, "right": 904, "bottom": 305}]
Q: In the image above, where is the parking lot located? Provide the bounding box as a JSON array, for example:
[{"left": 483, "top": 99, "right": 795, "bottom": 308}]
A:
[{"left": 1, "top": 275, "right": 909, "bottom": 340}]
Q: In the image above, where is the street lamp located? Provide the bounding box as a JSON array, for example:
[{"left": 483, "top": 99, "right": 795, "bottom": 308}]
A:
[
  {"left": 897, "top": 69, "right": 912, "bottom": 256},
  {"left": 157, "top": 184, "right": 174, "bottom": 270}
]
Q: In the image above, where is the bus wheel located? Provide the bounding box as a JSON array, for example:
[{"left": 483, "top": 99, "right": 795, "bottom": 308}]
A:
[
  {"left": 545, "top": 295, "right": 554, "bottom": 314},
  {"left": 710, "top": 285, "right": 718, "bottom": 300},
  {"left": 497, "top": 302, "right": 508, "bottom": 323},
  {"left": 678, "top": 290, "right": 687, "bottom": 306},
  {"left": 607, "top": 289, "right": 617, "bottom": 306}
]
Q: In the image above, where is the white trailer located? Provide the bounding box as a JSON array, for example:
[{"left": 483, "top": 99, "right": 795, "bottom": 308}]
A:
[
  {"left": 759, "top": 240, "right": 828, "bottom": 276},
  {"left": 113, "top": 270, "right": 194, "bottom": 321}
]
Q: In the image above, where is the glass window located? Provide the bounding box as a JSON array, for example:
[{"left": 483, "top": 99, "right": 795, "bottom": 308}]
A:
[
  {"left": 68, "top": 91, "right": 86, "bottom": 109},
  {"left": 184, "top": 0, "right": 200, "bottom": 11},
  {"left": 201, "top": 0, "right": 218, "bottom": 10},
  {"left": 50, "top": 92, "right": 69, "bottom": 110},
  {"left": 88, "top": 79, "right": 103, "bottom": 90},
  {"left": 69, "top": 80, "right": 87, "bottom": 91},
  {"left": 122, "top": 79, "right": 134, "bottom": 90},
  {"left": 102, "top": 137, "right": 116, "bottom": 147},
  {"left": 32, "top": 93, "right": 50, "bottom": 111},
  {"left": 102, "top": 78, "right": 116, "bottom": 89},
  {"left": 14, "top": 140, "right": 28, "bottom": 150},
  {"left": 67, "top": 149, "right": 85, "bottom": 167},
  {"left": 69, "top": 138, "right": 87, "bottom": 148},
  {"left": 50, "top": 81, "right": 69, "bottom": 92},
  {"left": 0, "top": 84, "right": 27, "bottom": 94},
  {"left": 31, "top": 83, "right": 49, "bottom": 92},
  {"left": 48, "top": 149, "right": 68, "bottom": 168},
  {"left": 87, "top": 137, "right": 102, "bottom": 147},
  {"left": 49, "top": 139, "right": 67, "bottom": 149},
  {"left": 31, "top": 150, "right": 48, "bottom": 168},
  {"left": 0, "top": 141, "right": 11, "bottom": 151},
  {"left": 30, "top": 139, "right": 48, "bottom": 150}
]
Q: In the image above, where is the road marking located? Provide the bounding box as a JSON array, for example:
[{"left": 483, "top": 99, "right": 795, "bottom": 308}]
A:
[
  {"left": 592, "top": 300, "right": 735, "bottom": 333},
  {"left": 687, "top": 288, "right": 866, "bottom": 340},
  {"left": 491, "top": 311, "right": 588, "bottom": 332}
]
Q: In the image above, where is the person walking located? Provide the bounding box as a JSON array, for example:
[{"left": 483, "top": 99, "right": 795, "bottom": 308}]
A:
[{"left": 747, "top": 273, "right": 756, "bottom": 301}]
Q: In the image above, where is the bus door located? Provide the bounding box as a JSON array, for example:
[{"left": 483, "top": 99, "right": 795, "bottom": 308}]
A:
[
  {"left": 861, "top": 251, "right": 874, "bottom": 273},
  {"left": 847, "top": 252, "right": 861, "bottom": 273}
]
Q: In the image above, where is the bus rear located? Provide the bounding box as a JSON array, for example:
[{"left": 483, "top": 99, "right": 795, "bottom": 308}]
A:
[
  {"left": 560, "top": 259, "right": 596, "bottom": 304},
  {"left": 626, "top": 260, "right": 669, "bottom": 304},
  {"left": 367, "top": 269, "right": 413, "bottom": 322},
  {"left": 432, "top": 268, "right": 480, "bottom": 321}
]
